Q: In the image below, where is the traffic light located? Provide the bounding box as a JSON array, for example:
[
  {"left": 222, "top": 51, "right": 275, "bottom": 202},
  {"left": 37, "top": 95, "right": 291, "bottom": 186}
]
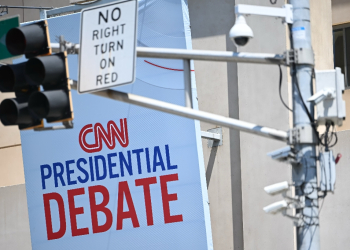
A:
[
  {"left": 6, "top": 20, "right": 51, "bottom": 58},
  {"left": 0, "top": 20, "right": 73, "bottom": 130},
  {"left": 26, "top": 52, "right": 73, "bottom": 123},
  {"left": 0, "top": 63, "right": 43, "bottom": 130}
]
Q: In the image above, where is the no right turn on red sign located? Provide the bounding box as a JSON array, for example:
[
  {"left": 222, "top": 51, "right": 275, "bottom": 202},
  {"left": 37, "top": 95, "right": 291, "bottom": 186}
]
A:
[{"left": 78, "top": 0, "right": 137, "bottom": 94}]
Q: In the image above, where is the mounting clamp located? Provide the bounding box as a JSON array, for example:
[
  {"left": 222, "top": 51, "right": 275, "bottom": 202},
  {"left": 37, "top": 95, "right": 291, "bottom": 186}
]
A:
[
  {"left": 34, "top": 121, "right": 74, "bottom": 131},
  {"left": 284, "top": 48, "right": 314, "bottom": 66},
  {"left": 288, "top": 125, "right": 317, "bottom": 145},
  {"left": 201, "top": 127, "right": 223, "bottom": 147}
]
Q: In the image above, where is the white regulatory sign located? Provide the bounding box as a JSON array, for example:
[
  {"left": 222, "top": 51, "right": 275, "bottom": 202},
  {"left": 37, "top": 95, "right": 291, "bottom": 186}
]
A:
[{"left": 78, "top": 0, "right": 137, "bottom": 94}]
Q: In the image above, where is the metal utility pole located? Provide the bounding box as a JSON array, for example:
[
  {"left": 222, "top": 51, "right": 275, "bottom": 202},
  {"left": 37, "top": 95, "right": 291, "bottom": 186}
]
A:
[{"left": 290, "top": 0, "right": 319, "bottom": 249}]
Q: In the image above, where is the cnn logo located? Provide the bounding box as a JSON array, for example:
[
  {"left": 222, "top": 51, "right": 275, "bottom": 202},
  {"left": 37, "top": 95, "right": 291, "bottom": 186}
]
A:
[{"left": 79, "top": 118, "right": 129, "bottom": 153}]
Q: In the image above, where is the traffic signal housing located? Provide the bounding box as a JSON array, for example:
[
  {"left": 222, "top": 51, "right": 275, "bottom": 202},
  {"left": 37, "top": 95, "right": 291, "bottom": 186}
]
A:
[
  {"left": 0, "top": 63, "right": 43, "bottom": 130},
  {"left": 6, "top": 20, "right": 51, "bottom": 58},
  {"left": 27, "top": 52, "right": 73, "bottom": 123},
  {"left": 0, "top": 20, "right": 73, "bottom": 130}
]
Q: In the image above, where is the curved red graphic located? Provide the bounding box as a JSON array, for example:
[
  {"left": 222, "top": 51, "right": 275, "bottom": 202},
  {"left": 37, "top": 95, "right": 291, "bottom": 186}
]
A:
[
  {"left": 144, "top": 60, "right": 195, "bottom": 72},
  {"left": 79, "top": 118, "right": 129, "bottom": 153}
]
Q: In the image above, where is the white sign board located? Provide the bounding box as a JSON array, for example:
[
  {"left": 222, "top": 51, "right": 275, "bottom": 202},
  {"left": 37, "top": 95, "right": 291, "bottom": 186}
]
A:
[{"left": 78, "top": 0, "right": 137, "bottom": 94}]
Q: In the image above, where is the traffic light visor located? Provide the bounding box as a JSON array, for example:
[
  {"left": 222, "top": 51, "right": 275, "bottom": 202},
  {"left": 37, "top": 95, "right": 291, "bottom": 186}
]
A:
[
  {"left": 0, "top": 99, "right": 34, "bottom": 125},
  {"left": 26, "top": 55, "right": 65, "bottom": 86},
  {"left": 6, "top": 28, "right": 26, "bottom": 56},
  {"left": 0, "top": 62, "right": 27, "bottom": 92},
  {"left": 29, "top": 90, "right": 69, "bottom": 120},
  {"left": 6, "top": 20, "right": 51, "bottom": 58},
  {"left": 0, "top": 66, "right": 15, "bottom": 92}
]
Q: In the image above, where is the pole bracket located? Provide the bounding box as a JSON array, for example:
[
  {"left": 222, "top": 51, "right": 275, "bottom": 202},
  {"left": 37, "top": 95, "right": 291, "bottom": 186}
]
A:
[
  {"left": 288, "top": 125, "right": 317, "bottom": 145},
  {"left": 201, "top": 127, "right": 223, "bottom": 147},
  {"left": 34, "top": 121, "right": 73, "bottom": 131},
  {"left": 235, "top": 4, "right": 293, "bottom": 24},
  {"left": 0, "top": 6, "right": 8, "bottom": 16},
  {"left": 284, "top": 48, "right": 314, "bottom": 66}
]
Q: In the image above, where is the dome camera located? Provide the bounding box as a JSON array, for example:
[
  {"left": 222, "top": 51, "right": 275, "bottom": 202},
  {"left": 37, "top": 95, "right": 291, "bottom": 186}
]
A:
[{"left": 229, "top": 15, "right": 254, "bottom": 47}]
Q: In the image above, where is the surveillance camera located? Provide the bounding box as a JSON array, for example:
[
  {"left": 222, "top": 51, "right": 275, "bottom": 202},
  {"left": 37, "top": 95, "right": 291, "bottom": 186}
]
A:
[
  {"left": 267, "top": 146, "right": 293, "bottom": 162},
  {"left": 307, "top": 88, "right": 336, "bottom": 105},
  {"left": 229, "top": 15, "right": 254, "bottom": 47},
  {"left": 263, "top": 200, "right": 288, "bottom": 214},
  {"left": 264, "top": 181, "right": 289, "bottom": 196}
]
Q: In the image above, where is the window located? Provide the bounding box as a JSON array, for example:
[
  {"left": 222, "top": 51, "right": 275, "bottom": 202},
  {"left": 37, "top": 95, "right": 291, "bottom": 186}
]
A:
[{"left": 333, "top": 25, "right": 350, "bottom": 87}]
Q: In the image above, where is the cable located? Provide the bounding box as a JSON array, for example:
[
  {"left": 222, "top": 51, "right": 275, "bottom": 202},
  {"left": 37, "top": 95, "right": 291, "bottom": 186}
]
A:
[
  {"left": 278, "top": 64, "right": 293, "bottom": 111},
  {"left": 293, "top": 68, "right": 315, "bottom": 126},
  {"left": 328, "top": 124, "right": 338, "bottom": 147},
  {"left": 324, "top": 123, "right": 331, "bottom": 151},
  {"left": 319, "top": 122, "right": 338, "bottom": 149},
  {"left": 287, "top": 25, "right": 318, "bottom": 138},
  {"left": 330, "top": 130, "right": 338, "bottom": 148},
  {"left": 288, "top": 24, "right": 325, "bottom": 146},
  {"left": 318, "top": 195, "right": 326, "bottom": 214},
  {"left": 287, "top": 24, "right": 337, "bottom": 147},
  {"left": 294, "top": 67, "right": 326, "bottom": 146},
  {"left": 270, "top": 0, "right": 277, "bottom": 4},
  {"left": 306, "top": 196, "right": 325, "bottom": 249}
]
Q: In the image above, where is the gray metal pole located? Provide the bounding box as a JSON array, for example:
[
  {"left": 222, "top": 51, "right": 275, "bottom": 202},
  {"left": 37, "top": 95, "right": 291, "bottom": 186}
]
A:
[
  {"left": 50, "top": 43, "right": 286, "bottom": 65},
  {"left": 290, "top": 0, "right": 319, "bottom": 249},
  {"left": 137, "top": 47, "right": 285, "bottom": 65},
  {"left": 70, "top": 81, "right": 288, "bottom": 142},
  {"left": 183, "top": 59, "right": 193, "bottom": 108}
]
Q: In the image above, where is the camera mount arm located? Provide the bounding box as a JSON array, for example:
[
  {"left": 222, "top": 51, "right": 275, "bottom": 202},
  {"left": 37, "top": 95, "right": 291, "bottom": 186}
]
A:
[{"left": 235, "top": 4, "right": 293, "bottom": 24}]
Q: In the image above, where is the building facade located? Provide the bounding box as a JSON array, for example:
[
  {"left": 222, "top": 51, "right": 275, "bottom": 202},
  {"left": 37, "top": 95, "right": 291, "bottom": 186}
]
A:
[{"left": 0, "top": 0, "right": 348, "bottom": 249}]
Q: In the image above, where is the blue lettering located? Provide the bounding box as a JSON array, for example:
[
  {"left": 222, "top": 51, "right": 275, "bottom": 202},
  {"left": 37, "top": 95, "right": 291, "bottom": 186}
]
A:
[
  {"left": 165, "top": 145, "right": 177, "bottom": 170},
  {"left": 107, "top": 153, "right": 119, "bottom": 178},
  {"left": 95, "top": 155, "right": 107, "bottom": 181},
  {"left": 66, "top": 160, "right": 77, "bottom": 185},
  {"left": 53, "top": 162, "right": 66, "bottom": 187},
  {"left": 145, "top": 148, "right": 151, "bottom": 173},
  {"left": 40, "top": 164, "right": 52, "bottom": 190},
  {"left": 89, "top": 156, "right": 95, "bottom": 182},
  {"left": 119, "top": 151, "right": 133, "bottom": 177},
  {"left": 132, "top": 148, "right": 144, "bottom": 174},
  {"left": 153, "top": 146, "right": 165, "bottom": 172},
  {"left": 77, "top": 158, "right": 89, "bottom": 183}
]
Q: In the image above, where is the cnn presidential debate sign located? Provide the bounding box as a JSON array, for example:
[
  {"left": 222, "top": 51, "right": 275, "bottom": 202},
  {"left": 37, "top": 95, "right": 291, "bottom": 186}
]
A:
[{"left": 20, "top": 0, "right": 213, "bottom": 249}]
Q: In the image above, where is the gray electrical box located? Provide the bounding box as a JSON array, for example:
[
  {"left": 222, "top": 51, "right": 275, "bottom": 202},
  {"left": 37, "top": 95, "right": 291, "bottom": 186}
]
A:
[{"left": 314, "top": 68, "right": 346, "bottom": 126}]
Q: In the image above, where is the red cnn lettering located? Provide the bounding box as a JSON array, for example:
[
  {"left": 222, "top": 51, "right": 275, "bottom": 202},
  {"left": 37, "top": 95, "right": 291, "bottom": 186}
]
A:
[
  {"left": 43, "top": 192, "right": 66, "bottom": 240},
  {"left": 79, "top": 118, "right": 129, "bottom": 153},
  {"left": 116, "top": 181, "right": 140, "bottom": 230},
  {"left": 135, "top": 177, "right": 157, "bottom": 226},
  {"left": 160, "top": 174, "right": 183, "bottom": 224},
  {"left": 88, "top": 185, "right": 113, "bottom": 233},
  {"left": 68, "top": 188, "right": 89, "bottom": 236}
]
